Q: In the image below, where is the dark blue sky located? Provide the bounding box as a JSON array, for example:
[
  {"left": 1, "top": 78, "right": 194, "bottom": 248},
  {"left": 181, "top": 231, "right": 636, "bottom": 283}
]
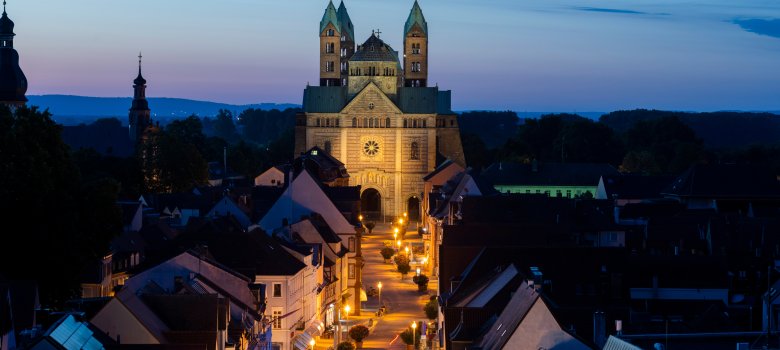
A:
[{"left": 9, "top": 0, "right": 780, "bottom": 111}]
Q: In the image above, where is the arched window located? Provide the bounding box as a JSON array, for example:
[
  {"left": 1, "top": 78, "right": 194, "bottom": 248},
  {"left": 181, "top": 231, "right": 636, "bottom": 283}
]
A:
[
  {"left": 422, "top": 119, "right": 427, "bottom": 128},
  {"left": 364, "top": 118, "right": 368, "bottom": 127},
  {"left": 316, "top": 118, "right": 321, "bottom": 127},
  {"left": 413, "top": 119, "right": 418, "bottom": 128},
  {"left": 326, "top": 29, "right": 335, "bottom": 36},
  {"left": 386, "top": 117, "right": 391, "bottom": 128},
  {"left": 410, "top": 142, "right": 420, "bottom": 160},
  {"left": 335, "top": 118, "right": 340, "bottom": 127},
  {"left": 352, "top": 117, "right": 357, "bottom": 128},
  {"left": 326, "top": 118, "right": 330, "bottom": 127},
  {"left": 324, "top": 141, "right": 332, "bottom": 155},
  {"left": 369, "top": 118, "right": 374, "bottom": 128},
  {"left": 374, "top": 118, "right": 379, "bottom": 128},
  {"left": 403, "top": 119, "right": 408, "bottom": 128}
]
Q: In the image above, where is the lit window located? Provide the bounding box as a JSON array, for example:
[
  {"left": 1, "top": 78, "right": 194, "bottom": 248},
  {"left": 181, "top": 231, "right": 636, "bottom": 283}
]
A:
[
  {"left": 272, "top": 309, "right": 283, "bottom": 329},
  {"left": 272, "top": 283, "right": 282, "bottom": 297}
]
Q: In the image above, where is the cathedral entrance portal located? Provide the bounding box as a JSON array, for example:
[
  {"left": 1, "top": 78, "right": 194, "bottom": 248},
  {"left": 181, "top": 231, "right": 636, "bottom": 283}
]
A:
[
  {"left": 361, "top": 188, "right": 382, "bottom": 221},
  {"left": 407, "top": 196, "right": 421, "bottom": 222}
]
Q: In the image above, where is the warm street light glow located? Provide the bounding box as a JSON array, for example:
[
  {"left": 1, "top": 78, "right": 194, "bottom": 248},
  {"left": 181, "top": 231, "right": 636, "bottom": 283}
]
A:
[
  {"left": 309, "top": 339, "right": 315, "bottom": 348},
  {"left": 345, "top": 305, "right": 351, "bottom": 314},
  {"left": 378, "top": 281, "right": 383, "bottom": 307},
  {"left": 397, "top": 240, "right": 402, "bottom": 247},
  {"left": 411, "top": 321, "right": 418, "bottom": 347},
  {"left": 405, "top": 246, "right": 409, "bottom": 255},
  {"left": 403, "top": 212, "right": 408, "bottom": 217},
  {"left": 411, "top": 321, "right": 417, "bottom": 329},
  {"left": 358, "top": 214, "right": 363, "bottom": 221},
  {"left": 416, "top": 268, "right": 421, "bottom": 276},
  {"left": 399, "top": 218, "right": 404, "bottom": 225},
  {"left": 378, "top": 282, "right": 382, "bottom": 290}
]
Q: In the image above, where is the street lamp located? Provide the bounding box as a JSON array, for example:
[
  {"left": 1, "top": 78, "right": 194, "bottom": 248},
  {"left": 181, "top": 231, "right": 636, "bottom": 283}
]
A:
[
  {"left": 411, "top": 321, "right": 417, "bottom": 348},
  {"left": 396, "top": 240, "right": 402, "bottom": 253},
  {"left": 399, "top": 217, "right": 404, "bottom": 226},
  {"left": 403, "top": 212, "right": 408, "bottom": 218},
  {"left": 358, "top": 214, "right": 363, "bottom": 222},
  {"left": 377, "top": 282, "right": 383, "bottom": 307},
  {"left": 416, "top": 268, "right": 420, "bottom": 277},
  {"left": 344, "top": 305, "right": 351, "bottom": 341},
  {"left": 405, "top": 246, "right": 409, "bottom": 256},
  {"left": 309, "top": 339, "right": 315, "bottom": 349},
  {"left": 394, "top": 227, "right": 399, "bottom": 240}
]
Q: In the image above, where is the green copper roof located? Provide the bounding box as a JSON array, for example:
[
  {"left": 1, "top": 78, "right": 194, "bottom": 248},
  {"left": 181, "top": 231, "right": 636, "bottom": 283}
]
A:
[
  {"left": 404, "top": 0, "right": 428, "bottom": 36},
  {"left": 337, "top": 1, "right": 354, "bottom": 40},
  {"left": 320, "top": 1, "right": 339, "bottom": 35}
]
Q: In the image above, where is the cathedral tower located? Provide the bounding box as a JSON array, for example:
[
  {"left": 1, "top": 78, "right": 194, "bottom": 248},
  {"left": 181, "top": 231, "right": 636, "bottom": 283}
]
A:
[
  {"left": 319, "top": 1, "right": 355, "bottom": 86},
  {"left": 129, "top": 53, "right": 151, "bottom": 144},
  {"left": 403, "top": 0, "right": 428, "bottom": 87},
  {"left": 0, "top": 1, "right": 28, "bottom": 107}
]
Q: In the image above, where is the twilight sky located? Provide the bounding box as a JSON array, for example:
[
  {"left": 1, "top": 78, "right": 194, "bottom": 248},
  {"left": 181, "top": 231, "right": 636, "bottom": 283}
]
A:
[{"left": 9, "top": 0, "right": 780, "bottom": 111}]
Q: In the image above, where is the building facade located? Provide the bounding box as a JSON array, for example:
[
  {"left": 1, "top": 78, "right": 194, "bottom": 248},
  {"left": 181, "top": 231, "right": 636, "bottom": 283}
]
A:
[{"left": 296, "top": 1, "right": 465, "bottom": 220}]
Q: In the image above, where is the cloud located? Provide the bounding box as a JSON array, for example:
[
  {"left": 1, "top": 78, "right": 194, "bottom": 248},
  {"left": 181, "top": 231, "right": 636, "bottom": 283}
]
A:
[
  {"left": 575, "top": 7, "right": 669, "bottom": 16},
  {"left": 733, "top": 19, "right": 780, "bottom": 39}
]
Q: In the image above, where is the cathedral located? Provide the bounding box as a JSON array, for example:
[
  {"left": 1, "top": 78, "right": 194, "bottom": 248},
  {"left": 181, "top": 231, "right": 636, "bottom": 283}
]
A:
[{"left": 295, "top": 0, "right": 465, "bottom": 221}]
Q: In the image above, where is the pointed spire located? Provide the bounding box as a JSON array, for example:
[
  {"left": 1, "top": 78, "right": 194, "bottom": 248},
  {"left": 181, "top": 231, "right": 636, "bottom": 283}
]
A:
[
  {"left": 320, "top": 0, "right": 340, "bottom": 35},
  {"left": 337, "top": 0, "right": 354, "bottom": 40},
  {"left": 405, "top": 0, "right": 428, "bottom": 36},
  {"left": 134, "top": 52, "right": 146, "bottom": 86}
]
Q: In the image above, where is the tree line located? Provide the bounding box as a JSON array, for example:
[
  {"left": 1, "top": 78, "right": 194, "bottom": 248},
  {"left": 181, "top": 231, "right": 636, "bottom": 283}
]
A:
[{"left": 460, "top": 110, "right": 780, "bottom": 175}]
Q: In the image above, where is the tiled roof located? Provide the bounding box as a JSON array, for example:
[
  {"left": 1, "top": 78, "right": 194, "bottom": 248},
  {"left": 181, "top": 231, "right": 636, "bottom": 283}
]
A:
[
  {"left": 662, "top": 164, "right": 780, "bottom": 199},
  {"left": 600, "top": 174, "right": 673, "bottom": 200},
  {"left": 302, "top": 86, "right": 347, "bottom": 113},
  {"left": 351, "top": 34, "right": 398, "bottom": 62},
  {"left": 404, "top": 0, "right": 428, "bottom": 36}
]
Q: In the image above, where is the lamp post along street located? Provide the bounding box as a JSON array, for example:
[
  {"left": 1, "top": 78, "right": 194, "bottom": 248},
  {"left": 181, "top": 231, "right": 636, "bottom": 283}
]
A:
[
  {"left": 309, "top": 339, "right": 315, "bottom": 349},
  {"left": 412, "top": 321, "right": 417, "bottom": 348},
  {"left": 378, "top": 282, "right": 383, "bottom": 308}
]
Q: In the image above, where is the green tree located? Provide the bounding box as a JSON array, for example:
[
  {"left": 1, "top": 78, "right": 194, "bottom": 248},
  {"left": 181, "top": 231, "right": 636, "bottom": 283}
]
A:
[
  {"left": 0, "top": 105, "right": 121, "bottom": 305},
  {"left": 213, "top": 109, "right": 239, "bottom": 142},
  {"left": 380, "top": 246, "right": 395, "bottom": 263},
  {"left": 622, "top": 116, "right": 703, "bottom": 174},
  {"left": 395, "top": 254, "right": 411, "bottom": 278},
  {"left": 140, "top": 128, "right": 208, "bottom": 193},
  {"left": 424, "top": 297, "right": 438, "bottom": 320}
]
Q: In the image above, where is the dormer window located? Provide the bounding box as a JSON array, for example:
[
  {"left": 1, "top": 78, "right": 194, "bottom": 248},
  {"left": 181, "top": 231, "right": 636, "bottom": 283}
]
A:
[{"left": 327, "top": 29, "right": 335, "bottom": 37}]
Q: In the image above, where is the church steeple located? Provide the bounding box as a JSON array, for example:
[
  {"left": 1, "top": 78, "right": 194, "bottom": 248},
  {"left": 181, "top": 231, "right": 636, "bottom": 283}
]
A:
[
  {"left": 0, "top": 0, "right": 28, "bottom": 106},
  {"left": 129, "top": 53, "right": 151, "bottom": 144},
  {"left": 319, "top": 0, "right": 354, "bottom": 87},
  {"left": 403, "top": 0, "right": 428, "bottom": 87}
]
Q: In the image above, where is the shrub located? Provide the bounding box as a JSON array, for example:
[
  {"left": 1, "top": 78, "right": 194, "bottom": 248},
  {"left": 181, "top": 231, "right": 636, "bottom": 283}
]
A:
[
  {"left": 395, "top": 254, "right": 411, "bottom": 277},
  {"left": 349, "top": 324, "right": 370, "bottom": 342},
  {"left": 400, "top": 329, "right": 414, "bottom": 345},
  {"left": 424, "top": 298, "right": 438, "bottom": 320},
  {"left": 380, "top": 247, "right": 395, "bottom": 262},
  {"left": 337, "top": 341, "right": 355, "bottom": 350},
  {"left": 365, "top": 221, "right": 376, "bottom": 233}
]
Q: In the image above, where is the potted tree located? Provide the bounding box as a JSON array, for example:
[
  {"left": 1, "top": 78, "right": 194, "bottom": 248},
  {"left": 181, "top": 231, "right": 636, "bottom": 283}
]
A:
[
  {"left": 349, "top": 324, "right": 370, "bottom": 349},
  {"left": 413, "top": 274, "right": 429, "bottom": 292},
  {"left": 424, "top": 296, "right": 438, "bottom": 320},
  {"left": 365, "top": 221, "right": 376, "bottom": 234},
  {"left": 380, "top": 246, "right": 395, "bottom": 263},
  {"left": 394, "top": 254, "right": 411, "bottom": 279},
  {"left": 337, "top": 341, "right": 356, "bottom": 350},
  {"left": 400, "top": 329, "right": 415, "bottom": 350}
]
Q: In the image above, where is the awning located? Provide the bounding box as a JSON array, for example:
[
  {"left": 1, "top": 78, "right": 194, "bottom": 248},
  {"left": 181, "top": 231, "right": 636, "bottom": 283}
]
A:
[{"left": 292, "top": 319, "right": 326, "bottom": 350}]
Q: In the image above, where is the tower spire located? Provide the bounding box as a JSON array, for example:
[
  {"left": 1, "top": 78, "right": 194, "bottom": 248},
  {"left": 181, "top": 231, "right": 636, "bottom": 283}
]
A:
[{"left": 138, "top": 51, "right": 142, "bottom": 74}]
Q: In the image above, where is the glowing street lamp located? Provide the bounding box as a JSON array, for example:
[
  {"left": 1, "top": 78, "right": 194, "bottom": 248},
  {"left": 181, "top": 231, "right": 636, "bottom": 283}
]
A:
[
  {"left": 358, "top": 214, "right": 363, "bottom": 222},
  {"left": 394, "top": 228, "right": 399, "bottom": 241},
  {"left": 405, "top": 246, "right": 409, "bottom": 256},
  {"left": 309, "top": 339, "right": 315, "bottom": 349},
  {"left": 403, "top": 212, "right": 408, "bottom": 218},
  {"left": 396, "top": 240, "right": 402, "bottom": 253},
  {"left": 344, "top": 304, "right": 351, "bottom": 320},
  {"left": 377, "top": 282, "right": 383, "bottom": 307},
  {"left": 411, "top": 321, "right": 417, "bottom": 347},
  {"left": 399, "top": 217, "right": 404, "bottom": 226},
  {"left": 416, "top": 267, "right": 421, "bottom": 276}
]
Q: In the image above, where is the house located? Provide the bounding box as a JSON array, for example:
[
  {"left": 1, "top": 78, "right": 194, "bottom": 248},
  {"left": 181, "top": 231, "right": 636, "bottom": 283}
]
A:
[
  {"left": 483, "top": 161, "right": 620, "bottom": 198},
  {"left": 472, "top": 282, "right": 591, "bottom": 350},
  {"left": 119, "top": 201, "right": 144, "bottom": 233},
  {"left": 422, "top": 159, "right": 465, "bottom": 222},
  {"left": 661, "top": 164, "right": 780, "bottom": 212},
  {"left": 255, "top": 166, "right": 287, "bottom": 187},
  {"left": 258, "top": 169, "right": 363, "bottom": 316},
  {"left": 0, "top": 280, "right": 39, "bottom": 350},
  {"left": 595, "top": 174, "right": 673, "bottom": 205},
  {"left": 289, "top": 215, "right": 350, "bottom": 335},
  {"left": 28, "top": 314, "right": 115, "bottom": 350},
  {"left": 293, "top": 147, "right": 350, "bottom": 187},
  {"left": 90, "top": 250, "right": 268, "bottom": 350},
  {"left": 208, "top": 195, "right": 253, "bottom": 229}
]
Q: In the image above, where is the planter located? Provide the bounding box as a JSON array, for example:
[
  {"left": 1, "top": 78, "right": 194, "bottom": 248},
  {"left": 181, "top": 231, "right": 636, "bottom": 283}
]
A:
[
  {"left": 356, "top": 341, "right": 363, "bottom": 349},
  {"left": 418, "top": 284, "right": 428, "bottom": 293},
  {"left": 406, "top": 345, "right": 414, "bottom": 350}
]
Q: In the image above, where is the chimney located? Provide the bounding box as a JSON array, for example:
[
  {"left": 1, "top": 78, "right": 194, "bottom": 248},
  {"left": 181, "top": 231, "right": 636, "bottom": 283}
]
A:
[{"left": 530, "top": 267, "right": 543, "bottom": 292}]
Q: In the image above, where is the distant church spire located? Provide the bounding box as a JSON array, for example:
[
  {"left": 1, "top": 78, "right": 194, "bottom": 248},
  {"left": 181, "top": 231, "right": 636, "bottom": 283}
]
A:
[
  {"left": 0, "top": 0, "right": 28, "bottom": 107},
  {"left": 129, "top": 52, "right": 151, "bottom": 144}
]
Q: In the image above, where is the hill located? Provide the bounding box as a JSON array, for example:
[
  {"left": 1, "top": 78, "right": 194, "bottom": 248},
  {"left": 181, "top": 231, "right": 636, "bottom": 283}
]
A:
[{"left": 27, "top": 95, "right": 300, "bottom": 125}]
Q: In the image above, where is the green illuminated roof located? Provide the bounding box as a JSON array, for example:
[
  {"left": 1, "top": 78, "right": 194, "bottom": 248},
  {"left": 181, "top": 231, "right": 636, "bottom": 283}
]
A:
[{"left": 404, "top": 0, "right": 428, "bottom": 36}]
